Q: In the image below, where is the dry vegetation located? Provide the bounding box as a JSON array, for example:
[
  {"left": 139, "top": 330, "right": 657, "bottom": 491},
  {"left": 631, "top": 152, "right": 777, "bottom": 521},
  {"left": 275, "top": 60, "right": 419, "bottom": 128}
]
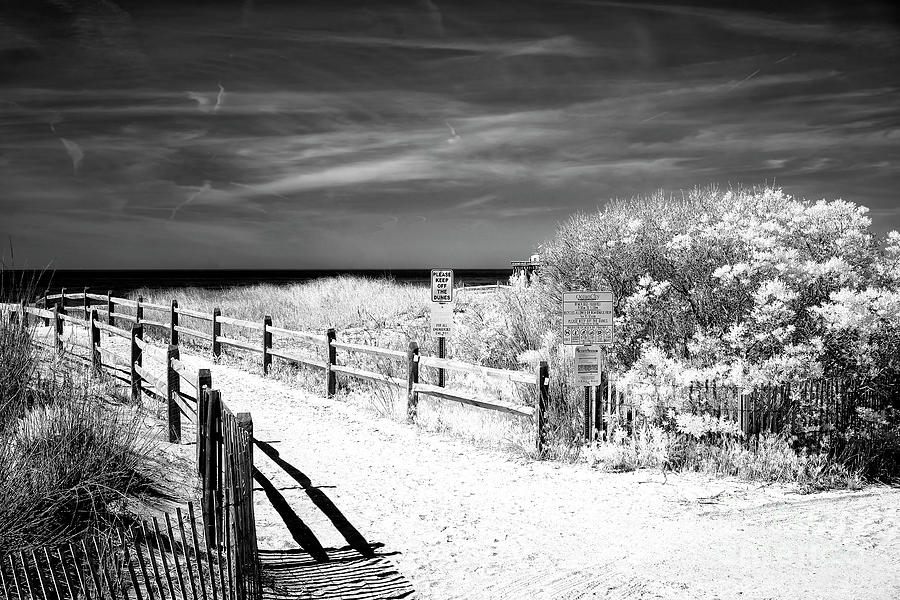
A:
[{"left": 0, "top": 298, "right": 164, "bottom": 553}]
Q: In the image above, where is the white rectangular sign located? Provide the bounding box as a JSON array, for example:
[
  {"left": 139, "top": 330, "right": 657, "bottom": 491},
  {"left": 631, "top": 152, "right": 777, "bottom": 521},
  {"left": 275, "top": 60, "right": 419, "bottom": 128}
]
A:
[
  {"left": 431, "top": 269, "right": 454, "bottom": 303},
  {"left": 563, "top": 290, "right": 614, "bottom": 346},
  {"left": 574, "top": 345, "right": 602, "bottom": 385},
  {"left": 430, "top": 302, "right": 454, "bottom": 337}
]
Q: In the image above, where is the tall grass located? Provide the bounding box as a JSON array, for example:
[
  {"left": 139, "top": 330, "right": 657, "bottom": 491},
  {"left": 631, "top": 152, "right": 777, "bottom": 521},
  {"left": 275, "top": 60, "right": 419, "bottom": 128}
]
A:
[{"left": 0, "top": 295, "right": 160, "bottom": 553}]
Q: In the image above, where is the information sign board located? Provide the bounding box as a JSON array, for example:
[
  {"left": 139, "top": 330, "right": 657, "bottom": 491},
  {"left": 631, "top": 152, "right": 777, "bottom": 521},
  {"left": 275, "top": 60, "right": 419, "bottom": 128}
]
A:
[
  {"left": 574, "top": 345, "right": 602, "bottom": 385},
  {"left": 430, "top": 302, "right": 454, "bottom": 337},
  {"left": 431, "top": 269, "right": 454, "bottom": 304},
  {"left": 563, "top": 289, "right": 614, "bottom": 346}
]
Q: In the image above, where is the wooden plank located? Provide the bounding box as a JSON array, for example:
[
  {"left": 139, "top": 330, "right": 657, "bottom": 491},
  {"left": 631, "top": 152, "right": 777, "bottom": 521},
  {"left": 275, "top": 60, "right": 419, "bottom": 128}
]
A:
[
  {"left": 91, "top": 537, "right": 115, "bottom": 600},
  {"left": 66, "top": 543, "right": 88, "bottom": 599},
  {"left": 58, "top": 312, "right": 86, "bottom": 325},
  {"left": 215, "top": 336, "right": 261, "bottom": 354},
  {"left": 330, "top": 340, "right": 406, "bottom": 359},
  {"left": 133, "top": 336, "right": 168, "bottom": 359},
  {"left": 110, "top": 296, "right": 138, "bottom": 308},
  {"left": 165, "top": 513, "right": 189, "bottom": 600},
  {"left": 95, "top": 320, "right": 132, "bottom": 339},
  {"left": 141, "top": 319, "right": 171, "bottom": 330},
  {"left": 267, "top": 347, "right": 327, "bottom": 369},
  {"left": 153, "top": 518, "right": 179, "bottom": 600},
  {"left": 170, "top": 358, "right": 195, "bottom": 383},
  {"left": 174, "top": 307, "right": 213, "bottom": 321},
  {"left": 135, "top": 363, "right": 168, "bottom": 398},
  {"left": 30, "top": 549, "right": 50, "bottom": 600},
  {"left": 413, "top": 383, "right": 534, "bottom": 417},
  {"left": 80, "top": 539, "right": 103, "bottom": 599},
  {"left": 135, "top": 525, "right": 157, "bottom": 600},
  {"left": 140, "top": 301, "right": 170, "bottom": 312},
  {"left": 25, "top": 306, "right": 54, "bottom": 320},
  {"left": 330, "top": 364, "right": 405, "bottom": 387},
  {"left": 417, "top": 356, "right": 536, "bottom": 384},
  {"left": 143, "top": 522, "right": 167, "bottom": 600},
  {"left": 84, "top": 293, "right": 107, "bottom": 302},
  {"left": 174, "top": 325, "right": 214, "bottom": 342},
  {"left": 186, "top": 504, "right": 209, "bottom": 600},
  {"left": 110, "top": 312, "right": 139, "bottom": 323},
  {"left": 265, "top": 325, "right": 326, "bottom": 343},
  {"left": 216, "top": 315, "right": 263, "bottom": 330},
  {"left": 124, "top": 541, "right": 144, "bottom": 600},
  {"left": 175, "top": 508, "right": 199, "bottom": 600}
]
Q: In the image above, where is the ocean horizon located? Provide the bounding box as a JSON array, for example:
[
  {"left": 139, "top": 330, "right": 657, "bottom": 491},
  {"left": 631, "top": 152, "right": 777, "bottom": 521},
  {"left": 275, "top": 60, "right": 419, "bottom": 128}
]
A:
[{"left": 1, "top": 268, "right": 515, "bottom": 297}]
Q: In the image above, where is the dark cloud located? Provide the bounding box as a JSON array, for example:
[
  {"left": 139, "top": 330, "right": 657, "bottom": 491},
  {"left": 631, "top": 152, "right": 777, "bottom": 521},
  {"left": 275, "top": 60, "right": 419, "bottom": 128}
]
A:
[{"left": 1, "top": 0, "right": 898, "bottom": 267}]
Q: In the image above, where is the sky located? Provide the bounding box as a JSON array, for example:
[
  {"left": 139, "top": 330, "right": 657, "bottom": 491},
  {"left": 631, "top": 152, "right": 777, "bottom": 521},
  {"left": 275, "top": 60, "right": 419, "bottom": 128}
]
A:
[{"left": 1, "top": 0, "right": 899, "bottom": 269}]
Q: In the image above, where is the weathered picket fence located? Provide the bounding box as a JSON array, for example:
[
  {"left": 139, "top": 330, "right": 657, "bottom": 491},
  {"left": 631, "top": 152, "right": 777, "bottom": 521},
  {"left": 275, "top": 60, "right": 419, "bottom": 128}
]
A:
[{"left": 0, "top": 502, "right": 236, "bottom": 600}]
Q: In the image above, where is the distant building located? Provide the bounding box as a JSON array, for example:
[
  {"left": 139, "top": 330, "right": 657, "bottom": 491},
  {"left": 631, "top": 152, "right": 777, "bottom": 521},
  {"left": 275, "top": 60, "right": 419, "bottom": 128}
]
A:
[{"left": 510, "top": 254, "right": 541, "bottom": 282}]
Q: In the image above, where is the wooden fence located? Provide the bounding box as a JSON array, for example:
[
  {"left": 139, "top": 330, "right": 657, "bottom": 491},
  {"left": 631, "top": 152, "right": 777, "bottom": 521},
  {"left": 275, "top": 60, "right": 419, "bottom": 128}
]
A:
[
  {"left": 0, "top": 502, "right": 236, "bottom": 600},
  {"left": 25, "top": 289, "right": 553, "bottom": 455},
  {"left": 585, "top": 377, "right": 898, "bottom": 446},
  {"left": 0, "top": 300, "right": 261, "bottom": 600}
]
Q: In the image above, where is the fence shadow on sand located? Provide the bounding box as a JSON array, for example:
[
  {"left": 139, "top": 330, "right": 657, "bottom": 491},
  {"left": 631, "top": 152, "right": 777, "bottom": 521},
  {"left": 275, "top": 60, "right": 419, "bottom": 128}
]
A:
[{"left": 252, "top": 441, "right": 415, "bottom": 599}]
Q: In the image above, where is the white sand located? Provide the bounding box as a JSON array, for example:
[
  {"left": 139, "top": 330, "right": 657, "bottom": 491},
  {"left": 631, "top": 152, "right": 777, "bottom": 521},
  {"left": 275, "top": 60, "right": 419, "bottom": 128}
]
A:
[{"left": 35, "top": 326, "right": 900, "bottom": 599}]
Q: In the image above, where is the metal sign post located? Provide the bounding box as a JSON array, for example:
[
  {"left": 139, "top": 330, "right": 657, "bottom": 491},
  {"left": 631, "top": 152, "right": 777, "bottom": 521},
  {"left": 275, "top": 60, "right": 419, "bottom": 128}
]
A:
[
  {"left": 431, "top": 269, "right": 454, "bottom": 387},
  {"left": 565, "top": 287, "right": 614, "bottom": 442}
]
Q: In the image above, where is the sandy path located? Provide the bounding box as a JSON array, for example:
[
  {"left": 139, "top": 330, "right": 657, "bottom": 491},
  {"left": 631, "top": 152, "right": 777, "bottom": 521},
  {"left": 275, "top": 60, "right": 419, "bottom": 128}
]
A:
[
  {"left": 160, "top": 353, "right": 900, "bottom": 600},
  {"left": 32, "top": 326, "right": 900, "bottom": 599}
]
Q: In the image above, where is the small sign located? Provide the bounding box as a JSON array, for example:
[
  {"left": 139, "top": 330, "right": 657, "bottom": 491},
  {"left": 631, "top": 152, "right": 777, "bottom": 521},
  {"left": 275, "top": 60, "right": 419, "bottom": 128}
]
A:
[
  {"left": 430, "top": 302, "right": 454, "bottom": 337},
  {"left": 431, "top": 269, "right": 454, "bottom": 303},
  {"left": 563, "top": 289, "right": 614, "bottom": 346},
  {"left": 575, "top": 345, "right": 602, "bottom": 385}
]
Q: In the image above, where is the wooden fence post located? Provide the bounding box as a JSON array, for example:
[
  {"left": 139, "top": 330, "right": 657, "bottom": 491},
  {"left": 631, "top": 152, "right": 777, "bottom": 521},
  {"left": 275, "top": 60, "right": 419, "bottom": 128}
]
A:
[
  {"left": 90, "top": 309, "right": 101, "bottom": 374},
  {"left": 262, "top": 316, "right": 272, "bottom": 375},
  {"left": 583, "top": 386, "right": 592, "bottom": 443},
  {"left": 212, "top": 308, "right": 221, "bottom": 360},
  {"left": 236, "top": 411, "right": 257, "bottom": 599},
  {"left": 196, "top": 369, "right": 212, "bottom": 476},
  {"left": 437, "top": 336, "right": 446, "bottom": 387},
  {"left": 170, "top": 300, "right": 179, "bottom": 346},
  {"left": 136, "top": 296, "right": 144, "bottom": 324},
  {"left": 535, "top": 360, "right": 549, "bottom": 458},
  {"left": 59, "top": 287, "right": 66, "bottom": 312},
  {"left": 83, "top": 287, "right": 89, "bottom": 321},
  {"left": 131, "top": 324, "right": 143, "bottom": 403},
  {"left": 325, "top": 327, "right": 337, "bottom": 397},
  {"left": 107, "top": 291, "right": 115, "bottom": 327},
  {"left": 167, "top": 345, "right": 181, "bottom": 443},
  {"left": 406, "top": 341, "right": 419, "bottom": 422},
  {"left": 52, "top": 305, "right": 62, "bottom": 351},
  {"left": 203, "top": 389, "right": 221, "bottom": 545},
  {"left": 41, "top": 293, "right": 50, "bottom": 326}
]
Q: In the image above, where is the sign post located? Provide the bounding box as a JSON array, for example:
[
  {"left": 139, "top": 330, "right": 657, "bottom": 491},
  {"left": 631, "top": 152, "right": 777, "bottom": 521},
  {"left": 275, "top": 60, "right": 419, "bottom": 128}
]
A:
[
  {"left": 564, "top": 288, "right": 614, "bottom": 442},
  {"left": 431, "top": 269, "right": 454, "bottom": 386}
]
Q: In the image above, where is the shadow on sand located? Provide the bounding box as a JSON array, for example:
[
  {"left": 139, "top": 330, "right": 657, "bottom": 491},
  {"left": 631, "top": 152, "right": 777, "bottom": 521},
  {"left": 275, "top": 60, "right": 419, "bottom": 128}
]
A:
[{"left": 253, "top": 440, "right": 415, "bottom": 599}]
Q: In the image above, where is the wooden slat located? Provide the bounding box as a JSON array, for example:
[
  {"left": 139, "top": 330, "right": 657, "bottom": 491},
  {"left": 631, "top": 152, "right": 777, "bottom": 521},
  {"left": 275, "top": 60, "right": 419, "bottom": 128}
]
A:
[
  {"left": 170, "top": 358, "right": 193, "bottom": 380},
  {"left": 134, "top": 336, "right": 168, "bottom": 359},
  {"left": 110, "top": 311, "right": 139, "bottom": 323},
  {"left": 140, "top": 301, "right": 169, "bottom": 312},
  {"left": 58, "top": 312, "right": 86, "bottom": 325},
  {"left": 174, "top": 325, "right": 213, "bottom": 342},
  {"left": 413, "top": 383, "right": 534, "bottom": 417},
  {"left": 45, "top": 293, "right": 63, "bottom": 300},
  {"left": 98, "top": 345, "right": 129, "bottom": 365},
  {"left": 175, "top": 307, "right": 213, "bottom": 320},
  {"left": 330, "top": 340, "right": 406, "bottom": 359},
  {"left": 418, "top": 355, "right": 535, "bottom": 384},
  {"left": 95, "top": 320, "right": 132, "bottom": 339},
  {"left": 85, "top": 293, "right": 107, "bottom": 301},
  {"left": 215, "top": 335, "right": 262, "bottom": 353},
  {"left": 265, "top": 325, "right": 326, "bottom": 343},
  {"left": 267, "top": 347, "right": 327, "bottom": 369},
  {"left": 175, "top": 507, "right": 200, "bottom": 600},
  {"left": 217, "top": 316, "right": 263, "bottom": 330},
  {"left": 135, "top": 363, "right": 168, "bottom": 398},
  {"left": 331, "top": 364, "right": 405, "bottom": 387},
  {"left": 24, "top": 306, "right": 54, "bottom": 319},
  {"left": 141, "top": 319, "right": 171, "bottom": 330},
  {"left": 110, "top": 296, "right": 138, "bottom": 308},
  {"left": 67, "top": 292, "right": 86, "bottom": 300}
]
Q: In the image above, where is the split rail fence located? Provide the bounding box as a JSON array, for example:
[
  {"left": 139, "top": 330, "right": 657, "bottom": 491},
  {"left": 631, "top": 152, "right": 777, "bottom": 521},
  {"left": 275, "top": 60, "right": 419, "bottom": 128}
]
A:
[{"left": 13, "top": 289, "right": 553, "bottom": 455}]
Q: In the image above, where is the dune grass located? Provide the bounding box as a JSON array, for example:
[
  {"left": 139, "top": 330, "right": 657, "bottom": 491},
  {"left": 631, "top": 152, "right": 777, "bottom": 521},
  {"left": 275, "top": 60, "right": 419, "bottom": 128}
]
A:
[{"left": 0, "top": 304, "right": 161, "bottom": 553}]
